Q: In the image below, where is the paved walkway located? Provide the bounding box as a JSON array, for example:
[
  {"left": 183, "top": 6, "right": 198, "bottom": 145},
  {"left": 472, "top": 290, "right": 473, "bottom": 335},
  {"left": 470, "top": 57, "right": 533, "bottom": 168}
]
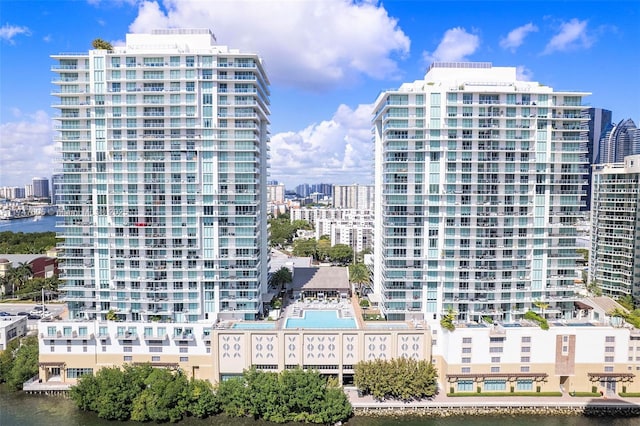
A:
[{"left": 345, "top": 387, "right": 640, "bottom": 409}]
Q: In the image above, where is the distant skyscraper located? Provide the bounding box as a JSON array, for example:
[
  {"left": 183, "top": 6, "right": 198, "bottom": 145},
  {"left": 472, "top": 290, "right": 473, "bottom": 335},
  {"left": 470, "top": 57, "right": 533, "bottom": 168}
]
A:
[
  {"left": 32, "top": 177, "right": 49, "bottom": 199},
  {"left": 598, "top": 118, "right": 640, "bottom": 164},
  {"left": 295, "top": 184, "right": 310, "bottom": 198},
  {"left": 267, "top": 183, "right": 285, "bottom": 203},
  {"left": 373, "top": 62, "right": 589, "bottom": 322},
  {"left": 53, "top": 29, "right": 270, "bottom": 321},
  {"left": 51, "top": 174, "right": 64, "bottom": 205},
  {"left": 332, "top": 184, "right": 374, "bottom": 210},
  {"left": 587, "top": 108, "right": 612, "bottom": 164},
  {"left": 590, "top": 154, "right": 640, "bottom": 299},
  {"left": 583, "top": 108, "right": 612, "bottom": 210}
]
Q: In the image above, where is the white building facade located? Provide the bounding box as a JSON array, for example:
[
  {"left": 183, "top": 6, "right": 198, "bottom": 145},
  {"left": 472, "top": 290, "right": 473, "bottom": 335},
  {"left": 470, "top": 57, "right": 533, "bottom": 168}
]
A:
[
  {"left": 332, "top": 184, "right": 375, "bottom": 210},
  {"left": 589, "top": 154, "right": 640, "bottom": 299},
  {"left": 52, "top": 29, "right": 270, "bottom": 322},
  {"left": 373, "top": 62, "right": 589, "bottom": 322}
]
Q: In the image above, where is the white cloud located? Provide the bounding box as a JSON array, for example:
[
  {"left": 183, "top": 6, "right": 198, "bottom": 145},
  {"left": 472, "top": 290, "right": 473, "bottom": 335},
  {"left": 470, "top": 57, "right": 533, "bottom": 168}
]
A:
[
  {"left": 543, "top": 18, "right": 592, "bottom": 54},
  {"left": 0, "top": 111, "right": 56, "bottom": 187},
  {"left": 500, "top": 23, "right": 538, "bottom": 51},
  {"left": 0, "top": 24, "right": 30, "bottom": 44},
  {"left": 423, "top": 27, "right": 479, "bottom": 63},
  {"left": 269, "top": 104, "right": 374, "bottom": 187},
  {"left": 128, "top": 0, "right": 410, "bottom": 90},
  {"left": 516, "top": 65, "right": 533, "bottom": 81}
]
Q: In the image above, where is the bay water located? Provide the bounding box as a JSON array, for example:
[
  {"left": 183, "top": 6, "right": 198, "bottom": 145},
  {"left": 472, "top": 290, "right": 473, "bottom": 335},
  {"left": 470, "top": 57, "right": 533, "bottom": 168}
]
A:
[{"left": 1, "top": 385, "right": 638, "bottom": 426}]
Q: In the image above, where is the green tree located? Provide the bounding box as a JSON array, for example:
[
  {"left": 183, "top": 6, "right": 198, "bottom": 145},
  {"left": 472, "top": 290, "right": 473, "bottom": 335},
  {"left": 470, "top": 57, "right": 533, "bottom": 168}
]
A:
[
  {"left": 131, "top": 368, "right": 189, "bottom": 423},
  {"left": 533, "top": 300, "right": 550, "bottom": 318},
  {"left": 105, "top": 309, "right": 118, "bottom": 321},
  {"left": 70, "top": 373, "right": 100, "bottom": 412},
  {"left": 6, "top": 336, "right": 39, "bottom": 390},
  {"left": 354, "top": 357, "right": 438, "bottom": 401},
  {"left": 0, "top": 338, "right": 20, "bottom": 383},
  {"left": 292, "top": 238, "right": 317, "bottom": 258},
  {"left": 291, "top": 219, "right": 313, "bottom": 231},
  {"left": 349, "top": 263, "right": 370, "bottom": 296},
  {"left": 587, "top": 280, "right": 603, "bottom": 296},
  {"left": 0, "top": 231, "right": 58, "bottom": 254},
  {"left": 316, "top": 236, "right": 331, "bottom": 262},
  {"left": 268, "top": 266, "right": 292, "bottom": 291},
  {"left": 92, "top": 38, "right": 113, "bottom": 50},
  {"left": 187, "top": 379, "right": 219, "bottom": 418},
  {"left": 216, "top": 377, "right": 249, "bottom": 417},
  {"left": 267, "top": 217, "right": 312, "bottom": 248},
  {"left": 440, "top": 306, "right": 457, "bottom": 331},
  {"left": 327, "top": 244, "right": 353, "bottom": 265},
  {"left": 617, "top": 294, "right": 635, "bottom": 311}
]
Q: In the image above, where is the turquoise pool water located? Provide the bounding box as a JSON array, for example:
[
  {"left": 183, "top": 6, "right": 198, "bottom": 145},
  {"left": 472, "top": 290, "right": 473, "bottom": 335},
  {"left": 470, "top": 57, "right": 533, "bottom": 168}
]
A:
[
  {"left": 285, "top": 310, "right": 356, "bottom": 329},
  {"left": 232, "top": 322, "right": 276, "bottom": 329}
]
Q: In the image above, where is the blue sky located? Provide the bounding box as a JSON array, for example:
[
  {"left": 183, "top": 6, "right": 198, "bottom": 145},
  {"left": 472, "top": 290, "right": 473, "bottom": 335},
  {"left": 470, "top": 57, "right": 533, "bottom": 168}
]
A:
[{"left": 1, "top": 0, "right": 639, "bottom": 189}]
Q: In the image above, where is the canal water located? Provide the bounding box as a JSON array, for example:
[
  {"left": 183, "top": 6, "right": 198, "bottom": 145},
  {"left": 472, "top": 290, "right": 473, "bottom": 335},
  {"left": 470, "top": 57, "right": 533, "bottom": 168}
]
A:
[
  {"left": 0, "top": 215, "right": 58, "bottom": 234},
  {"left": 1, "top": 385, "right": 638, "bottom": 426}
]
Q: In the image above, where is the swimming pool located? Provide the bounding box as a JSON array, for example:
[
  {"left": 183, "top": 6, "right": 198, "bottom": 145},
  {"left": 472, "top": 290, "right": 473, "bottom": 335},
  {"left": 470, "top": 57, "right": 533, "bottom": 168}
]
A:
[
  {"left": 285, "top": 310, "right": 357, "bottom": 329},
  {"left": 232, "top": 322, "right": 277, "bottom": 330}
]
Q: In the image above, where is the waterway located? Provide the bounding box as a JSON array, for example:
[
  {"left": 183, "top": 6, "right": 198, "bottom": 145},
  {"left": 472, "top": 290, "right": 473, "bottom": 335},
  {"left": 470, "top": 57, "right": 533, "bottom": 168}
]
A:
[
  {"left": 0, "top": 215, "right": 58, "bottom": 233},
  {"left": 0, "top": 385, "right": 638, "bottom": 426}
]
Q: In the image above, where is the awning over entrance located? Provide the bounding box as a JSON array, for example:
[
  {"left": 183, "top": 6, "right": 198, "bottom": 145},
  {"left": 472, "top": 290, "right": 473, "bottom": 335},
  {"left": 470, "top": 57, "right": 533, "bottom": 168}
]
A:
[
  {"left": 39, "top": 362, "right": 66, "bottom": 367},
  {"left": 133, "top": 362, "right": 179, "bottom": 369},
  {"left": 446, "top": 372, "right": 548, "bottom": 382},
  {"left": 588, "top": 372, "right": 635, "bottom": 382}
]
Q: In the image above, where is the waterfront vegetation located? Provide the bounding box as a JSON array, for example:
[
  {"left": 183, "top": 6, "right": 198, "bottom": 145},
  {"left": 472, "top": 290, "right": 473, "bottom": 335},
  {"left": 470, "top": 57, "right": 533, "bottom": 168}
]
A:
[
  {"left": 70, "top": 364, "right": 352, "bottom": 424},
  {"left": 0, "top": 231, "right": 58, "bottom": 254},
  {"left": 0, "top": 336, "right": 39, "bottom": 390},
  {"left": 354, "top": 358, "right": 438, "bottom": 401}
]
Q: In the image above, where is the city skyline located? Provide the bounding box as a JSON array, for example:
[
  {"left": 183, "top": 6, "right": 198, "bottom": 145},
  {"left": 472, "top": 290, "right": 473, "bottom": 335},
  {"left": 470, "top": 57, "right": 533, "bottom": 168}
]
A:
[{"left": 1, "top": 0, "right": 640, "bottom": 188}]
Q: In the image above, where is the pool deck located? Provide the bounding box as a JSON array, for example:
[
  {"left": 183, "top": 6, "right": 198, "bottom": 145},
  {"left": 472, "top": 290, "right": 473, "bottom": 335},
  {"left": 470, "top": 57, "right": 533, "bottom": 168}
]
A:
[{"left": 218, "top": 291, "right": 430, "bottom": 331}]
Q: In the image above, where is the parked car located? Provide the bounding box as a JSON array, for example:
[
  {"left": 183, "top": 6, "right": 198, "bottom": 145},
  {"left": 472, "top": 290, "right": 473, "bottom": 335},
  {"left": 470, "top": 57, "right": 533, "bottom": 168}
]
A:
[
  {"left": 0, "top": 311, "right": 11, "bottom": 317},
  {"left": 17, "top": 311, "right": 29, "bottom": 316},
  {"left": 29, "top": 308, "right": 49, "bottom": 316},
  {"left": 27, "top": 314, "right": 41, "bottom": 320}
]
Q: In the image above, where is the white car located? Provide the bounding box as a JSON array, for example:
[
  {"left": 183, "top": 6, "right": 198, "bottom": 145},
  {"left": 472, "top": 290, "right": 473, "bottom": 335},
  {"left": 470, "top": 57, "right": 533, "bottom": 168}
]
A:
[{"left": 29, "top": 305, "right": 49, "bottom": 316}]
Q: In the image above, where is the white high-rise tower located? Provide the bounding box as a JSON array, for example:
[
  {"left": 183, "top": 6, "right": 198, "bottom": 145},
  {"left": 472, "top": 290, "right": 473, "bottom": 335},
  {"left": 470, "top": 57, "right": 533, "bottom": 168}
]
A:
[
  {"left": 53, "top": 29, "right": 270, "bottom": 322},
  {"left": 372, "top": 62, "right": 589, "bottom": 323}
]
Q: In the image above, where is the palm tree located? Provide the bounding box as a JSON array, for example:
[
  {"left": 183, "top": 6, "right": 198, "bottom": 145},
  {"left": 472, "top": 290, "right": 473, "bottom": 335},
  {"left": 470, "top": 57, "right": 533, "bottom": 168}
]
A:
[
  {"left": 2, "top": 265, "right": 26, "bottom": 295},
  {"left": 268, "top": 267, "right": 292, "bottom": 292},
  {"left": 349, "top": 263, "right": 370, "bottom": 296},
  {"left": 533, "top": 300, "right": 550, "bottom": 319}
]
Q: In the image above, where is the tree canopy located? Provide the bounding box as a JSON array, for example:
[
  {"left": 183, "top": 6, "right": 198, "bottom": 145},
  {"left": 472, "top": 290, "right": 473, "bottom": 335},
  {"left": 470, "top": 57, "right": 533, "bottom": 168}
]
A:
[
  {"left": 292, "top": 238, "right": 317, "bottom": 258},
  {"left": 0, "top": 335, "right": 39, "bottom": 390},
  {"left": 0, "top": 231, "right": 58, "bottom": 254},
  {"left": 216, "top": 366, "right": 352, "bottom": 424},
  {"left": 70, "top": 364, "right": 219, "bottom": 422},
  {"left": 349, "top": 263, "right": 370, "bottom": 295},
  {"left": 354, "top": 357, "right": 438, "bottom": 401},
  {"left": 268, "top": 266, "right": 292, "bottom": 291},
  {"left": 92, "top": 38, "right": 113, "bottom": 50},
  {"left": 70, "top": 364, "right": 351, "bottom": 424},
  {"left": 268, "top": 217, "right": 311, "bottom": 248}
]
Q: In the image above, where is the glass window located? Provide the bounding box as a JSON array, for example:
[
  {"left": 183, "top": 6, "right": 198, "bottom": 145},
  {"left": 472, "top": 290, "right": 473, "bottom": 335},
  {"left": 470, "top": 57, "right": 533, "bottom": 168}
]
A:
[
  {"left": 516, "top": 379, "right": 533, "bottom": 391},
  {"left": 457, "top": 380, "right": 473, "bottom": 391},
  {"left": 484, "top": 380, "right": 506, "bottom": 391}
]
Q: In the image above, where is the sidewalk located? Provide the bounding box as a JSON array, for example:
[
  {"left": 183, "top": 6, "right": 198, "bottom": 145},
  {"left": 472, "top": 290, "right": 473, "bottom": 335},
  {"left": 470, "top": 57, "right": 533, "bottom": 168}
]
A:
[{"left": 345, "top": 387, "right": 640, "bottom": 409}]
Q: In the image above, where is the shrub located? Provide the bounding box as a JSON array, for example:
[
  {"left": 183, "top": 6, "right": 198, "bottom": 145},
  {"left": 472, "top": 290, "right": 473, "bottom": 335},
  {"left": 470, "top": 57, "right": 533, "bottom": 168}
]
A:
[
  {"left": 359, "top": 299, "right": 370, "bottom": 308},
  {"left": 354, "top": 358, "right": 438, "bottom": 401}
]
